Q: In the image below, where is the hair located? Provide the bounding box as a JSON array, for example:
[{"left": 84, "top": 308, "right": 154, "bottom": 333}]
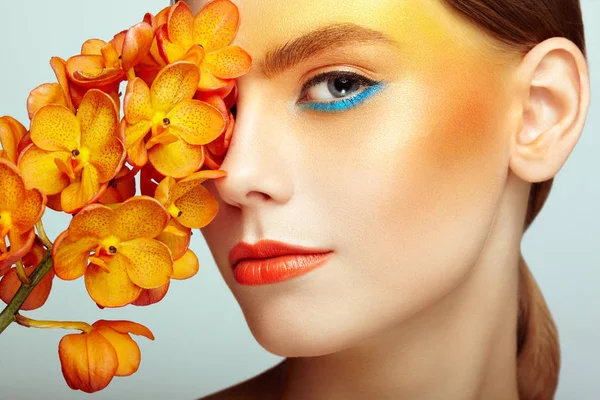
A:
[{"left": 437, "top": 1, "right": 586, "bottom": 399}]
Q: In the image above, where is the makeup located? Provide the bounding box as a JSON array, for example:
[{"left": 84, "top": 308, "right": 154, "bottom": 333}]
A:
[
  {"left": 233, "top": 252, "right": 333, "bottom": 285},
  {"left": 229, "top": 239, "right": 334, "bottom": 285},
  {"left": 299, "top": 82, "right": 385, "bottom": 113}
]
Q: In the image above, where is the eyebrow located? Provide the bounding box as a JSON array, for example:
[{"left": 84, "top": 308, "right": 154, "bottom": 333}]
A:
[{"left": 256, "top": 23, "right": 401, "bottom": 78}]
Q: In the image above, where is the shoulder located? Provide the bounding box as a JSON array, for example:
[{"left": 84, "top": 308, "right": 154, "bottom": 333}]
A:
[{"left": 197, "top": 360, "right": 287, "bottom": 400}]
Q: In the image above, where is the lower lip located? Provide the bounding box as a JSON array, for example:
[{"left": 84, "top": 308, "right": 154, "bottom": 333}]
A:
[{"left": 233, "top": 252, "right": 333, "bottom": 286}]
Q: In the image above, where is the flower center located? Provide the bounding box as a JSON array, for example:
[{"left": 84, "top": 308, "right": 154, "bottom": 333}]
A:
[
  {"left": 167, "top": 203, "right": 182, "bottom": 219},
  {"left": 0, "top": 211, "right": 12, "bottom": 230},
  {"left": 99, "top": 235, "right": 121, "bottom": 255}
]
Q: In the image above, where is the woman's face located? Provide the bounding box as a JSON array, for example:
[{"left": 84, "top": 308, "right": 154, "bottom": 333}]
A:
[{"left": 195, "top": 0, "right": 521, "bottom": 356}]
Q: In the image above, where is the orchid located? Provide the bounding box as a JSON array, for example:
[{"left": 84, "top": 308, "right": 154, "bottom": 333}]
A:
[
  {"left": 18, "top": 89, "right": 126, "bottom": 213},
  {"left": 156, "top": 0, "right": 252, "bottom": 93},
  {"left": 52, "top": 196, "right": 173, "bottom": 308},
  {"left": 122, "top": 61, "right": 226, "bottom": 178},
  {"left": 0, "top": 159, "right": 46, "bottom": 275},
  {"left": 66, "top": 22, "right": 154, "bottom": 88},
  {"left": 0, "top": 240, "right": 53, "bottom": 310},
  {"left": 154, "top": 169, "right": 225, "bottom": 229},
  {"left": 0, "top": 0, "right": 248, "bottom": 393},
  {"left": 0, "top": 116, "right": 27, "bottom": 163},
  {"left": 57, "top": 319, "right": 154, "bottom": 393}
]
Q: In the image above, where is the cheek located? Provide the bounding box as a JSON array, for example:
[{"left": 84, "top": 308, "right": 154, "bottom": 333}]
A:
[{"left": 319, "top": 67, "right": 511, "bottom": 310}]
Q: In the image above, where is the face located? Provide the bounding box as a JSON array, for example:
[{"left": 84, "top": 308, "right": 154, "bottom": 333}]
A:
[{"left": 195, "top": 0, "right": 522, "bottom": 356}]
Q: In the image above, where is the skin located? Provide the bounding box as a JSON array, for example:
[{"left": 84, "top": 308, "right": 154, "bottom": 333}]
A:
[{"left": 191, "top": 0, "right": 591, "bottom": 398}]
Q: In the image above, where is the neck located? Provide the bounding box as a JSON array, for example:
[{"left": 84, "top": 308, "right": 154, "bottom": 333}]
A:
[{"left": 279, "top": 176, "right": 529, "bottom": 400}]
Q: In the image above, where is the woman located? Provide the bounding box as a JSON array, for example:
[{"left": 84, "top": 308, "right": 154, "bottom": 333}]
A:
[{"left": 189, "top": 0, "right": 591, "bottom": 398}]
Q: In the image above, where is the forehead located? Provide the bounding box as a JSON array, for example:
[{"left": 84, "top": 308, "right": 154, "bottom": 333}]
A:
[{"left": 187, "top": 0, "right": 505, "bottom": 66}]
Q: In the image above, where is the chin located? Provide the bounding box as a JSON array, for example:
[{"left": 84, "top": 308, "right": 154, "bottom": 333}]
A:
[{"left": 241, "top": 304, "right": 369, "bottom": 357}]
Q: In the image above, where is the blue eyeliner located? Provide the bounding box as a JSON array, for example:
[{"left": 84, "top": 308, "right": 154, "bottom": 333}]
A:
[{"left": 298, "top": 82, "right": 386, "bottom": 112}]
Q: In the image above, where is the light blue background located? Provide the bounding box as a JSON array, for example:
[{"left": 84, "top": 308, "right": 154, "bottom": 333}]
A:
[{"left": 0, "top": 1, "right": 597, "bottom": 399}]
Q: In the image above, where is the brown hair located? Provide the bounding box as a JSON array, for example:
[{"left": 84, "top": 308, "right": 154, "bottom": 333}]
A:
[{"left": 438, "top": 1, "right": 587, "bottom": 399}]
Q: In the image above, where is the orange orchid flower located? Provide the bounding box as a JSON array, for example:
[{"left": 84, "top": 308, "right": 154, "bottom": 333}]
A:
[
  {"left": 122, "top": 61, "right": 226, "bottom": 178},
  {"left": 52, "top": 196, "right": 174, "bottom": 308},
  {"left": 97, "top": 164, "right": 138, "bottom": 205},
  {"left": 155, "top": 219, "right": 201, "bottom": 280},
  {"left": 66, "top": 22, "right": 154, "bottom": 88},
  {"left": 194, "top": 92, "right": 235, "bottom": 157},
  {"left": 132, "top": 245, "right": 200, "bottom": 307},
  {"left": 17, "top": 89, "right": 126, "bottom": 214},
  {"left": 133, "top": 219, "right": 200, "bottom": 308},
  {"left": 154, "top": 169, "right": 225, "bottom": 229},
  {"left": 156, "top": 0, "right": 252, "bottom": 92},
  {"left": 134, "top": 7, "right": 171, "bottom": 86},
  {"left": 0, "top": 116, "right": 27, "bottom": 163},
  {"left": 58, "top": 319, "right": 154, "bottom": 393},
  {"left": 0, "top": 240, "right": 53, "bottom": 310},
  {"left": 0, "top": 158, "right": 46, "bottom": 275}
]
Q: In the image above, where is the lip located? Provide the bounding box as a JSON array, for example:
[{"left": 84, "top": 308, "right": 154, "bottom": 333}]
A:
[{"left": 229, "top": 239, "right": 333, "bottom": 286}]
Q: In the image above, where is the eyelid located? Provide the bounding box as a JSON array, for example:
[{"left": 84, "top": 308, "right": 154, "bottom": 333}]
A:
[{"left": 297, "top": 68, "right": 381, "bottom": 101}]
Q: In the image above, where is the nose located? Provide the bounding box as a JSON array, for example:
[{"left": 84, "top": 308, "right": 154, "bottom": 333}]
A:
[{"left": 212, "top": 91, "right": 294, "bottom": 209}]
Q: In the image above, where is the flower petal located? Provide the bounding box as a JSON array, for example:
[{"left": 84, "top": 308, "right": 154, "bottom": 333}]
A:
[
  {"left": 172, "top": 249, "right": 199, "bottom": 280},
  {"left": 121, "top": 22, "right": 154, "bottom": 71},
  {"left": 120, "top": 238, "right": 173, "bottom": 289},
  {"left": 148, "top": 139, "right": 204, "bottom": 179},
  {"left": 60, "top": 163, "right": 101, "bottom": 214},
  {"left": 89, "top": 136, "right": 126, "bottom": 183},
  {"left": 0, "top": 158, "right": 26, "bottom": 213},
  {"left": 123, "top": 120, "right": 151, "bottom": 167},
  {"left": 30, "top": 104, "right": 80, "bottom": 152},
  {"left": 156, "top": 218, "right": 191, "bottom": 260},
  {"left": 93, "top": 320, "right": 154, "bottom": 340},
  {"left": 68, "top": 203, "right": 113, "bottom": 240},
  {"left": 52, "top": 230, "right": 97, "bottom": 280},
  {"left": 0, "top": 116, "right": 27, "bottom": 164},
  {"left": 50, "top": 57, "right": 75, "bottom": 112},
  {"left": 78, "top": 89, "right": 119, "bottom": 151},
  {"left": 178, "top": 168, "right": 227, "bottom": 185},
  {"left": 0, "top": 229, "right": 35, "bottom": 276},
  {"left": 174, "top": 183, "right": 219, "bottom": 229},
  {"left": 94, "top": 326, "right": 141, "bottom": 377},
  {"left": 167, "top": 1, "right": 194, "bottom": 49},
  {"left": 155, "top": 24, "right": 188, "bottom": 64},
  {"left": 81, "top": 39, "right": 107, "bottom": 55},
  {"left": 124, "top": 78, "right": 154, "bottom": 125},
  {"left": 110, "top": 196, "right": 169, "bottom": 241},
  {"left": 10, "top": 184, "right": 46, "bottom": 233},
  {"left": 198, "top": 62, "right": 233, "bottom": 91},
  {"left": 131, "top": 281, "right": 170, "bottom": 307},
  {"left": 98, "top": 166, "right": 137, "bottom": 205},
  {"left": 58, "top": 331, "right": 118, "bottom": 393},
  {"left": 0, "top": 265, "right": 54, "bottom": 310},
  {"left": 150, "top": 61, "right": 200, "bottom": 113},
  {"left": 17, "top": 144, "right": 70, "bottom": 195},
  {"left": 166, "top": 99, "right": 226, "bottom": 145},
  {"left": 84, "top": 253, "right": 142, "bottom": 307},
  {"left": 204, "top": 45, "right": 251, "bottom": 79},
  {"left": 27, "top": 83, "right": 68, "bottom": 120},
  {"left": 192, "top": 0, "right": 240, "bottom": 52},
  {"left": 66, "top": 54, "right": 105, "bottom": 79}
]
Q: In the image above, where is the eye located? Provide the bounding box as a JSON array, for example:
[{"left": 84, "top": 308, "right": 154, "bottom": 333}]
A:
[{"left": 297, "top": 70, "right": 385, "bottom": 113}]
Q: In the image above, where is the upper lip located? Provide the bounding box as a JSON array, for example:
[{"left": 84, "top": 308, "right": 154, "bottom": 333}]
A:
[{"left": 229, "top": 239, "right": 333, "bottom": 269}]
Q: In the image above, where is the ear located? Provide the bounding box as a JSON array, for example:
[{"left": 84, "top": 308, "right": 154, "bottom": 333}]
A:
[{"left": 509, "top": 37, "right": 590, "bottom": 183}]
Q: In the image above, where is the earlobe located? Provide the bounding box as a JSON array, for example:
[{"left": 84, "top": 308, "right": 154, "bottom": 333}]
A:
[{"left": 509, "top": 37, "right": 590, "bottom": 183}]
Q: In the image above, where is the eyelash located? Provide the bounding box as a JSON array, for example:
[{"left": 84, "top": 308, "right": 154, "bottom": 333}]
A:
[{"left": 297, "top": 71, "right": 385, "bottom": 113}]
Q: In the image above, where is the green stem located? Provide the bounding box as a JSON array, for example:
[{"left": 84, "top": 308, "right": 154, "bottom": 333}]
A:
[{"left": 0, "top": 250, "right": 53, "bottom": 335}]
